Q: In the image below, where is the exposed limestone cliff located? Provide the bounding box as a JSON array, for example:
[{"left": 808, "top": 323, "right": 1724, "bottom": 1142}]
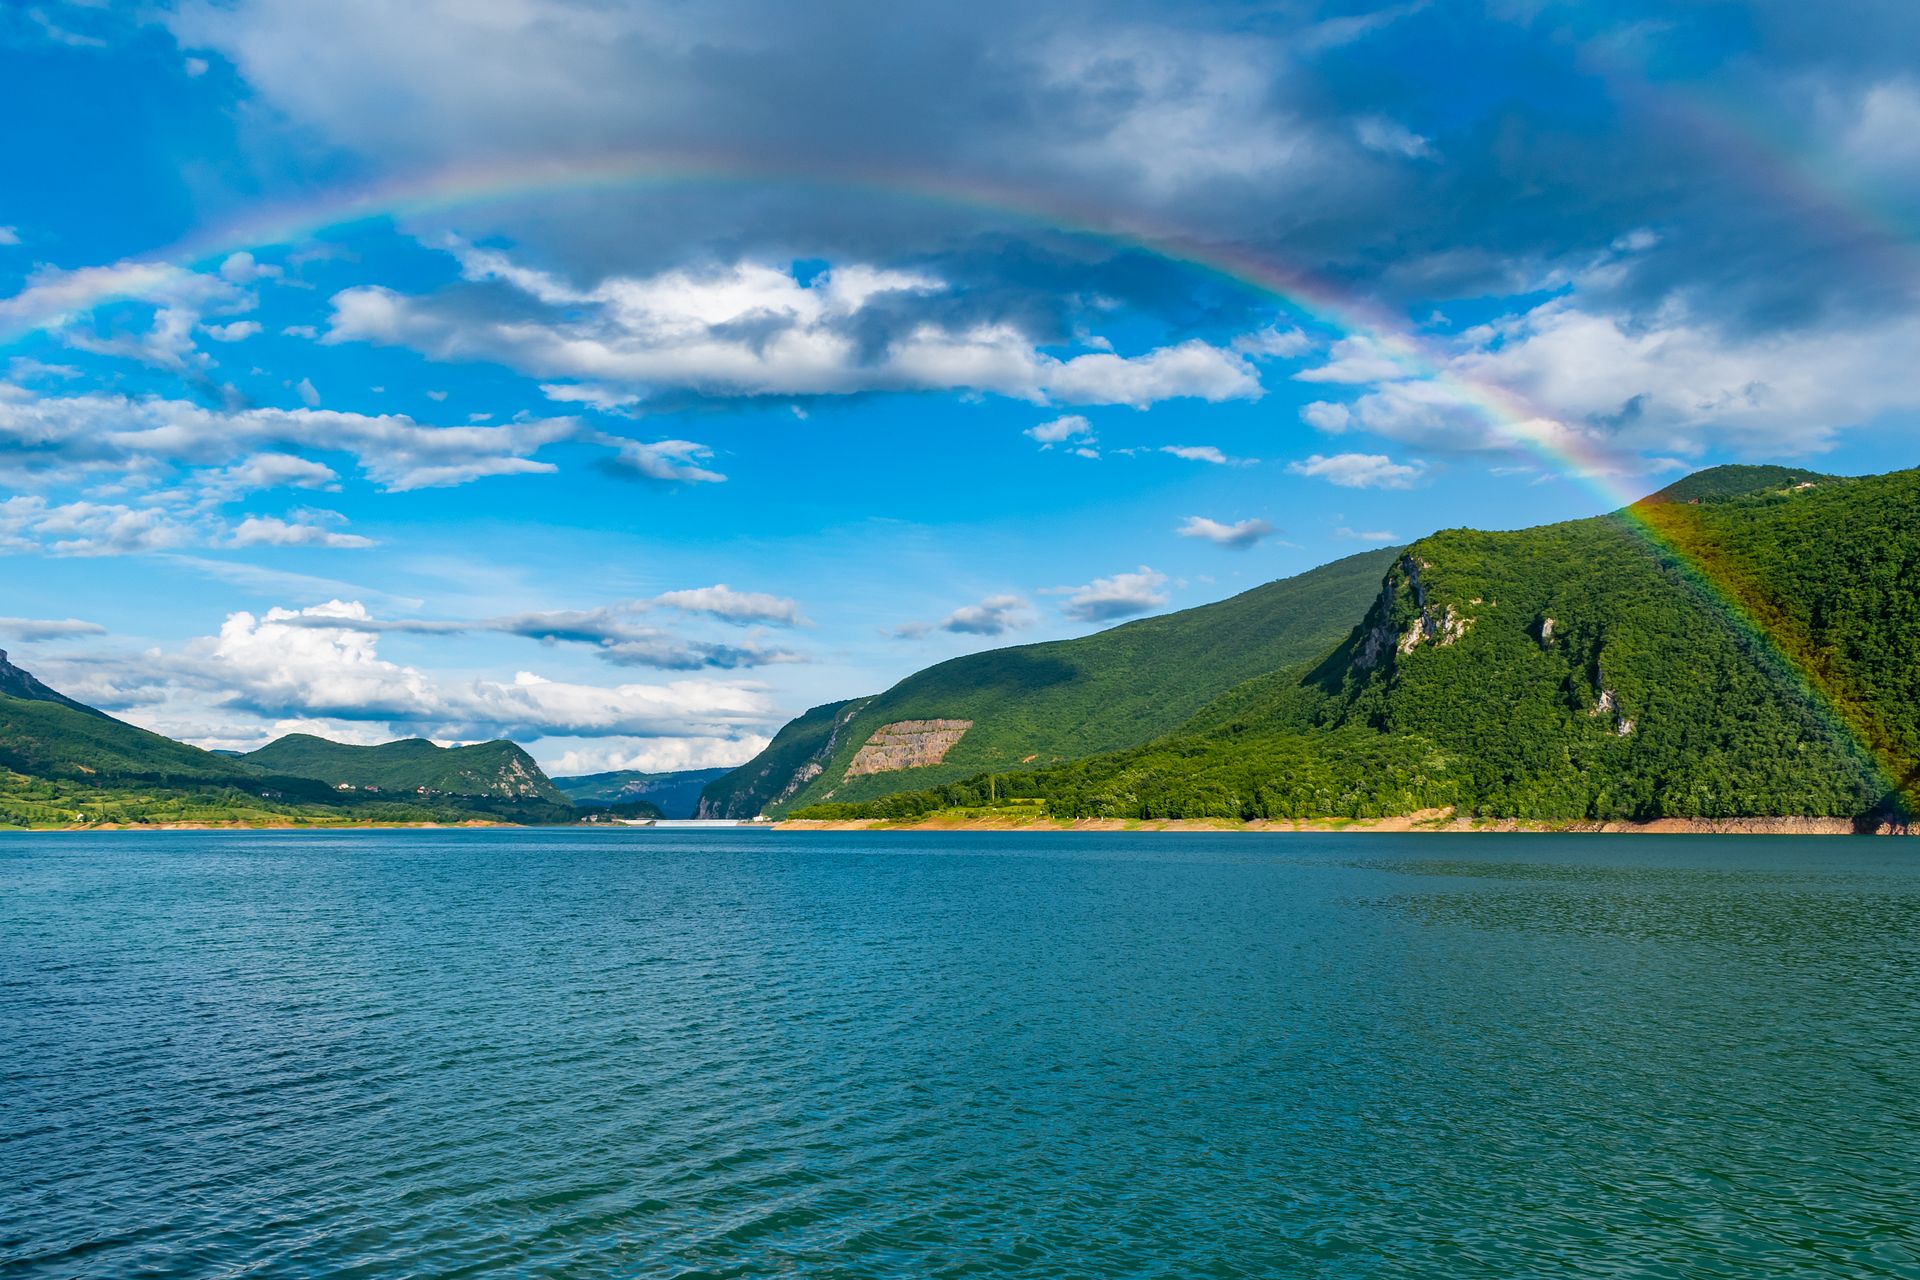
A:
[
  {"left": 1354, "top": 554, "right": 1475, "bottom": 672},
  {"left": 845, "top": 720, "right": 973, "bottom": 777}
]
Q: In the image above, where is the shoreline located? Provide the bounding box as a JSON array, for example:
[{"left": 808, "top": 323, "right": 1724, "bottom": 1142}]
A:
[
  {"left": 776, "top": 811, "right": 1913, "bottom": 836},
  {"left": 5, "top": 814, "right": 1909, "bottom": 834}
]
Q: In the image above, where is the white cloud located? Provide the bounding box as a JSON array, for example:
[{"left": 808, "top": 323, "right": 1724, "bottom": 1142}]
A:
[
  {"left": 541, "top": 734, "right": 771, "bottom": 777},
  {"left": 202, "top": 320, "right": 261, "bottom": 342},
  {"left": 1232, "top": 326, "right": 1312, "bottom": 358},
  {"left": 0, "top": 390, "right": 578, "bottom": 492},
  {"left": 0, "top": 616, "right": 107, "bottom": 640},
  {"left": 938, "top": 593, "right": 1033, "bottom": 636},
  {"left": 294, "top": 377, "right": 320, "bottom": 407},
  {"left": 173, "top": 601, "right": 781, "bottom": 742},
  {"left": 0, "top": 227, "right": 19, "bottom": 246},
  {"left": 1300, "top": 401, "right": 1352, "bottom": 433},
  {"left": 651, "top": 585, "right": 807, "bottom": 627},
  {"left": 1026, "top": 413, "right": 1093, "bottom": 446},
  {"left": 1297, "top": 288, "right": 1920, "bottom": 463},
  {"left": 0, "top": 496, "right": 197, "bottom": 556},
  {"left": 1294, "top": 335, "right": 1411, "bottom": 384},
  {"left": 230, "top": 516, "right": 376, "bottom": 549},
  {"left": 326, "top": 250, "right": 1261, "bottom": 409},
  {"left": 0, "top": 260, "right": 249, "bottom": 368},
  {"left": 1289, "top": 452, "right": 1426, "bottom": 489},
  {"left": 1049, "top": 566, "right": 1170, "bottom": 623},
  {"left": 283, "top": 600, "right": 803, "bottom": 670},
  {"left": 1176, "top": 515, "right": 1276, "bottom": 549},
  {"left": 1335, "top": 526, "right": 1398, "bottom": 543},
  {"left": 1355, "top": 115, "right": 1436, "bottom": 160},
  {"left": 1160, "top": 444, "right": 1252, "bottom": 466},
  {"left": 603, "top": 438, "right": 726, "bottom": 485},
  {"left": 218, "top": 252, "right": 281, "bottom": 285},
  {"left": 207, "top": 453, "right": 342, "bottom": 497}
]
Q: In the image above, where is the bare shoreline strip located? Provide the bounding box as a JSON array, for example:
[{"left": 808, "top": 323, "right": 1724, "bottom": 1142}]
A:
[
  {"left": 775, "top": 813, "right": 1912, "bottom": 836},
  {"left": 5, "top": 815, "right": 1909, "bottom": 834}
]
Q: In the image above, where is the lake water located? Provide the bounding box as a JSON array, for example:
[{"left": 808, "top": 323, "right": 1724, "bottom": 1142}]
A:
[{"left": 3, "top": 830, "right": 1916, "bottom": 1277}]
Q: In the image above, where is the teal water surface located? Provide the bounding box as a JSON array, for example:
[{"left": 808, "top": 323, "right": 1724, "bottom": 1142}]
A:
[{"left": 2, "top": 831, "right": 1917, "bottom": 1277}]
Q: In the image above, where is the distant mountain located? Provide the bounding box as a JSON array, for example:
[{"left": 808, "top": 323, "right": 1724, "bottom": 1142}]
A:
[
  {"left": 0, "top": 655, "right": 578, "bottom": 828},
  {"left": 700, "top": 548, "right": 1398, "bottom": 817},
  {"left": 552, "top": 767, "right": 732, "bottom": 819},
  {"left": 795, "top": 465, "right": 1918, "bottom": 827},
  {"left": 239, "top": 734, "right": 567, "bottom": 803}
]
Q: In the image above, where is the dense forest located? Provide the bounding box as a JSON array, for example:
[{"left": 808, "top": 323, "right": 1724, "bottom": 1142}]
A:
[{"left": 794, "top": 467, "right": 1918, "bottom": 826}]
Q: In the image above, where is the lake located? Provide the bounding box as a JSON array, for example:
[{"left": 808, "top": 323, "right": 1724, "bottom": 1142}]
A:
[{"left": 3, "top": 830, "right": 1916, "bottom": 1277}]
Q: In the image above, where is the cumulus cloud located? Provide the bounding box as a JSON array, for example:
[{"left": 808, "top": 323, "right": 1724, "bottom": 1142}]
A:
[
  {"left": 1294, "top": 336, "right": 1411, "bottom": 385},
  {"left": 1175, "top": 516, "right": 1276, "bottom": 549},
  {"left": 1288, "top": 452, "right": 1426, "bottom": 489},
  {"left": 202, "top": 320, "right": 261, "bottom": 342},
  {"left": 325, "top": 248, "right": 1261, "bottom": 409},
  {"left": 1300, "top": 295, "right": 1920, "bottom": 462},
  {"left": 0, "top": 389, "right": 578, "bottom": 493},
  {"left": 0, "top": 616, "right": 107, "bottom": 640},
  {"left": 541, "top": 734, "right": 771, "bottom": 777},
  {"left": 896, "top": 593, "right": 1034, "bottom": 638},
  {"left": 1048, "top": 567, "right": 1170, "bottom": 623},
  {"left": 106, "top": 600, "right": 786, "bottom": 744},
  {"left": 230, "top": 516, "right": 376, "bottom": 549},
  {"left": 651, "top": 585, "right": 808, "bottom": 627},
  {"left": 1232, "top": 327, "right": 1312, "bottom": 359},
  {"left": 1026, "top": 414, "right": 1093, "bottom": 447},
  {"left": 0, "top": 496, "right": 197, "bottom": 556},
  {"left": 602, "top": 437, "right": 726, "bottom": 485}
]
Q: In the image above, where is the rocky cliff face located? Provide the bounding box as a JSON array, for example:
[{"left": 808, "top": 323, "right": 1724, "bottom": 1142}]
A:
[
  {"left": 695, "top": 697, "right": 876, "bottom": 818},
  {"left": 1352, "top": 555, "right": 1474, "bottom": 673},
  {"left": 845, "top": 720, "right": 973, "bottom": 777}
]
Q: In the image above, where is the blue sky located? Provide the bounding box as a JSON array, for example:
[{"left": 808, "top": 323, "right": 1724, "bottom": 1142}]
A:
[{"left": 2, "top": 0, "right": 1916, "bottom": 773}]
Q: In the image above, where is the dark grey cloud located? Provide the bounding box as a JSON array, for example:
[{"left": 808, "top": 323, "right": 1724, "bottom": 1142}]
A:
[{"left": 155, "top": 0, "right": 1916, "bottom": 349}]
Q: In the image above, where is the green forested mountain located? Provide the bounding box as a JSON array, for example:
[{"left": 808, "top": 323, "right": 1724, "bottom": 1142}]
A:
[
  {"left": 554, "top": 767, "right": 731, "bottom": 818},
  {"left": 698, "top": 697, "right": 876, "bottom": 818},
  {"left": 239, "top": 734, "right": 567, "bottom": 802},
  {"left": 795, "top": 466, "right": 1919, "bottom": 826},
  {"left": 702, "top": 548, "right": 1398, "bottom": 816},
  {"left": 0, "top": 655, "right": 575, "bottom": 828}
]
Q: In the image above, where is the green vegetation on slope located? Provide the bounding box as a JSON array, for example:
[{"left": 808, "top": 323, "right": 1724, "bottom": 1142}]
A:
[
  {"left": 794, "top": 466, "right": 1917, "bottom": 826},
  {"left": 713, "top": 547, "right": 1399, "bottom": 815},
  {"left": 240, "top": 733, "right": 567, "bottom": 803},
  {"left": 698, "top": 697, "right": 875, "bottom": 818},
  {"left": 0, "top": 660, "right": 577, "bottom": 828},
  {"left": 0, "top": 690, "right": 269, "bottom": 784}
]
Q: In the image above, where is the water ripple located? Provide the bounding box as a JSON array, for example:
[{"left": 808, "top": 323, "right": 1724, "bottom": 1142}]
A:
[{"left": 2, "top": 830, "right": 1916, "bottom": 1277}]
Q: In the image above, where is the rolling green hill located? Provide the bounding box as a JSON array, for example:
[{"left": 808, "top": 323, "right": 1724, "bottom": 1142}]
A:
[
  {"left": 239, "top": 734, "right": 568, "bottom": 803},
  {"left": 0, "top": 655, "right": 576, "bottom": 828},
  {"left": 794, "top": 466, "right": 1918, "bottom": 827},
  {"left": 553, "top": 767, "right": 731, "bottom": 818},
  {"left": 703, "top": 547, "right": 1398, "bottom": 816}
]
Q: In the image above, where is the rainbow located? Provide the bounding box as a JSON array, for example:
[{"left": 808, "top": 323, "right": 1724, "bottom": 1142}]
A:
[{"left": 0, "top": 153, "right": 1905, "bottom": 805}]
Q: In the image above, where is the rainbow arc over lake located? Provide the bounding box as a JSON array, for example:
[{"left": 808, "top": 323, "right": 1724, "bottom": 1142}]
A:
[{"left": 1, "top": 151, "right": 1907, "bottom": 802}]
